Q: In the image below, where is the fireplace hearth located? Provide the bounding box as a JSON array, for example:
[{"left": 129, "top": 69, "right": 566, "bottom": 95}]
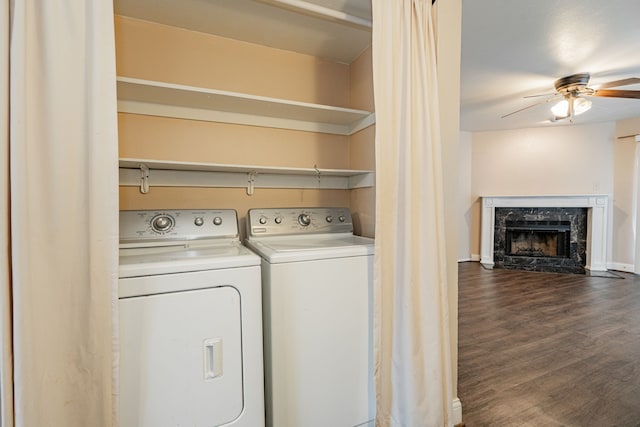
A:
[{"left": 494, "top": 208, "right": 587, "bottom": 274}]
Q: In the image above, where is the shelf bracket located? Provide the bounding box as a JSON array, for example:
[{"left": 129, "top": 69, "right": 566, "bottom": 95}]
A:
[
  {"left": 139, "top": 164, "right": 150, "bottom": 194},
  {"left": 247, "top": 171, "right": 257, "bottom": 196}
]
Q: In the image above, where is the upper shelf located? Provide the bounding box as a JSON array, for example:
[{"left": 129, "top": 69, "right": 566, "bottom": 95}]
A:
[
  {"left": 113, "top": 0, "right": 372, "bottom": 64},
  {"left": 117, "top": 76, "right": 375, "bottom": 136}
]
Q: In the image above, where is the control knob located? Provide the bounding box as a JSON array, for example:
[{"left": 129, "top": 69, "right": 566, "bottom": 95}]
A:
[
  {"left": 275, "top": 216, "right": 283, "bottom": 224},
  {"left": 326, "top": 216, "right": 333, "bottom": 223},
  {"left": 298, "top": 213, "right": 311, "bottom": 226},
  {"left": 213, "top": 217, "right": 222, "bottom": 226},
  {"left": 259, "top": 216, "right": 268, "bottom": 225},
  {"left": 338, "top": 215, "right": 346, "bottom": 223},
  {"left": 151, "top": 214, "right": 174, "bottom": 233},
  {"left": 194, "top": 217, "right": 204, "bottom": 226}
]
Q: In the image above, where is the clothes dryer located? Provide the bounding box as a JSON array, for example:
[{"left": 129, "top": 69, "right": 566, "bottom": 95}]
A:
[
  {"left": 119, "top": 209, "right": 264, "bottom": 427},
  {"left": 245, "top": 207, "right": 374, "bottom": 427}
]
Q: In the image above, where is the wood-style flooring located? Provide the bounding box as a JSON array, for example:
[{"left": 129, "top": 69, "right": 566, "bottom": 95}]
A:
[{"left": 458, "top": 262, "right": 640, "bottom": 427}]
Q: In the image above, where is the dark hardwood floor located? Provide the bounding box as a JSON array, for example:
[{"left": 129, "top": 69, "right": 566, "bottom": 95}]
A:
[{"left": 458, "top": 262, "right": 640, "bottom": 427}]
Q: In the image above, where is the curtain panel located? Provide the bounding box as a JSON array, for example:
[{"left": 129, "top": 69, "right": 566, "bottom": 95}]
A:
[
  {"left": 1, "top": 1, "right": 12, "bottom": 424},
  {"left": 2, "top": 1, "right": 119, "bottom": 425},
  {"left": 371, "top": 1, "right": 454, "bottom": 426}
]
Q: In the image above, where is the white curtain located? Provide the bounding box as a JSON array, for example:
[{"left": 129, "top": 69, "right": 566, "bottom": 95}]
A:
[
  {"left": 1, "top": 1, "right": 12, "bottom": 425},
  {"left": 2, "top": 1, "right": 119, "bottom": 426},
  {"left": 371, "top": 1, "right": 454, "bottom": 426}
]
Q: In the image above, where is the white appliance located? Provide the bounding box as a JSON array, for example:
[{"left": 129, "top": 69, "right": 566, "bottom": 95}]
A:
[
  {"left": 118, "top": 209, "right": 264, "bottom": 427},
  {"left": 245, "top": 207, "right": 375, "bottom": 427}
]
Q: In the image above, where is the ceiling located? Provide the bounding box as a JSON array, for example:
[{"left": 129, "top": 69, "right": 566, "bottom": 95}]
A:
[
  {"left": 113, "top": 0, "right": 640, "bottom": 132},
  {"left": 461, "top": 0, "right": 640, "bottom": 131}
]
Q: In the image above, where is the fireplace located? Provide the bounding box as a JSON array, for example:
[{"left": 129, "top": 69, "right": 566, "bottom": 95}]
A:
[
  {"left": 505, "top": 220, "right": 571, "bottom": 258},
  {"left": 481, "top": 196, "right": 609, "bottom": 272},
  {"left": 493, "top": 207, "right": 587, "bottom": 274}
]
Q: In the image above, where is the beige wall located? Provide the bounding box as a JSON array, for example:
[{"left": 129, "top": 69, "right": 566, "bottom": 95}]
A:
[
  {"left": 116, "top": 16, "right": 374, "bottom": 234},
  {"left": 464, "top": 122, "right": 618, "bottom": 261},
  {"left": 613, "top": 117, "right": 640, "bottom": 270},
  {"left": 458, "top": 131, "right": 472, "bottom": 261},
  {"left": 115, "top": 16, "right": 350, "bottom": 106},
  {"left": 349, "top": 46, "right": 375, "bottom": 238},
  {"left": 436, "top": 0, "right": 462, "bottom": 408}
]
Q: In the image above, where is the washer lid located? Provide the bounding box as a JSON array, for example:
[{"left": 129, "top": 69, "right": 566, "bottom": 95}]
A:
[
  {"left": 119, "top": 242, "right": 260, "bottom": 278},
  {"left": 245, "top": 233, "right": 374, "bottom": 263}
]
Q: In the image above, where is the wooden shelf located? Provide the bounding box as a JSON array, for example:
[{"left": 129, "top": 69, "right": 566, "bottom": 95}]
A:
[
  {"left": 117, "top": 77, "right": 375, "bottom": 135},
  {"left": 119, "top": 158, "right": 374, "bottom": 194}
]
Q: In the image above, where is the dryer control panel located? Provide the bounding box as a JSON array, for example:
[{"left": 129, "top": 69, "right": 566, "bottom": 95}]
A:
[
  {"left": 120, "top": 209, "right": 239, "bottom": 244},
  {"left": 247, "top": 207, "right": 353, "bottom": 236}
]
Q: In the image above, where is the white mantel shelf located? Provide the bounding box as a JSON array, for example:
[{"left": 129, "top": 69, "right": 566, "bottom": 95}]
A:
[{"left": 480, "top": 195, "right": 609, "bottom": 272}]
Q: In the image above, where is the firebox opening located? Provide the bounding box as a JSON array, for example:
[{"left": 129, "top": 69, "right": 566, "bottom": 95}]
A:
[{"left": 505, "top": 220, "right": 571, "bottom": 258}]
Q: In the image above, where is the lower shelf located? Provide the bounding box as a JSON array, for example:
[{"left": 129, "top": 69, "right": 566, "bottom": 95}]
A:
[{"left": 119, "top": 158, "right": 374, "bottom": 195}]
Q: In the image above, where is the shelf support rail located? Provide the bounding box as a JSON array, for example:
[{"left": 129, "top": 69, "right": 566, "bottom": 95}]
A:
[
  {"left": 247, "top": 171, "right": 257, "bottom": 196},
  {"left": 139, "top": 164, "right": 150, "bottom": 194}
]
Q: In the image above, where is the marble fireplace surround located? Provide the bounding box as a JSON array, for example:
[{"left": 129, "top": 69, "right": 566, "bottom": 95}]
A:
[{"left": 481, "top": 195, "right": 609, "bottom": 272}]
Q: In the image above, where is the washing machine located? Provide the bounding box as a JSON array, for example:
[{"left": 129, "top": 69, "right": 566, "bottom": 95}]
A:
[
  {"left": 118, "top": 209, "right": 264, "bottom": 427},
  {"left": 244, "top": 207, "right": 375, "bottom": 427}
]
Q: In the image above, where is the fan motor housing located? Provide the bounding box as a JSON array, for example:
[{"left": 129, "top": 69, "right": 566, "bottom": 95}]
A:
[{"left": 554, "top": 73, "right": 591, "bottom": 94}]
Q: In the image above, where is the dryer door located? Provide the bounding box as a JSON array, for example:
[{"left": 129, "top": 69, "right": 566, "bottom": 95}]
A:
[{"left": 119, "top": 284, "right": 243, "bottom": 427}]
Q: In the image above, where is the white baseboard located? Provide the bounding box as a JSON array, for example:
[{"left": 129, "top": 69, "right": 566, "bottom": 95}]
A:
[
  {"left": 457, "top": 255, "right": 481, "bottom": 263},
  {"left": 452, "top": 397, "right": 462, "bottom": 425},
  {"left": 608, "top": 262, "right": 635, "bottom": 273}
]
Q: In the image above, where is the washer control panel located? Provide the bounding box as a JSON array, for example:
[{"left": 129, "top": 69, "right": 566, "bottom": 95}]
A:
[
  {"left": 247, "top": 207, "right": 353, "bottom": 236},
  {"left": 120, "top": 209, "right": 239, "bottom": 244}
]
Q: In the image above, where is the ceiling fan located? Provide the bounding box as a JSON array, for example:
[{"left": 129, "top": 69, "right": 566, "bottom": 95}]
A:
[{"left": 502, "top": 73, "right": 640, "bottom": 121}]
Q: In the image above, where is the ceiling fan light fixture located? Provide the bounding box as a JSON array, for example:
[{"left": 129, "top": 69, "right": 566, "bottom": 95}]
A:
[
  {"left": 574, "top": 97, "right": 592, "bottom": 115},
  {"left": 551, "top": 99, "right": 569, "bottom": 118},
  {"left": 550, "top": 97, "right": 592, "bottom": 119}
]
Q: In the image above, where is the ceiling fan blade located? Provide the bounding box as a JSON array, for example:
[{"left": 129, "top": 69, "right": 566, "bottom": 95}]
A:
[
  {"left": 596, "top": 78, "right": 640, "bottom": 89},
  {"left": 593, "top": 89, "right": 640, "bottom": 99},
  {"left": 524, "top": 93, "right": 557, "bottom": 99},
  {"left": 501, "top": 96, "right": 560, "bottom": 118}
]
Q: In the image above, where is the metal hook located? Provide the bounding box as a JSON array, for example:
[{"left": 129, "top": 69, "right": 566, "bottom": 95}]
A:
[
  {"left": 247, "top": 171, "right": 257, "bottom": 196},
  {"left": 139, "top": 164, "right": 150, "bottom": 194}
]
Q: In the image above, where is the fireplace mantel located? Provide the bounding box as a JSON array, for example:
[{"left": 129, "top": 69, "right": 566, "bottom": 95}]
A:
[{"left": 480, "top": 195, "right": 608, "bottom": 272}]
